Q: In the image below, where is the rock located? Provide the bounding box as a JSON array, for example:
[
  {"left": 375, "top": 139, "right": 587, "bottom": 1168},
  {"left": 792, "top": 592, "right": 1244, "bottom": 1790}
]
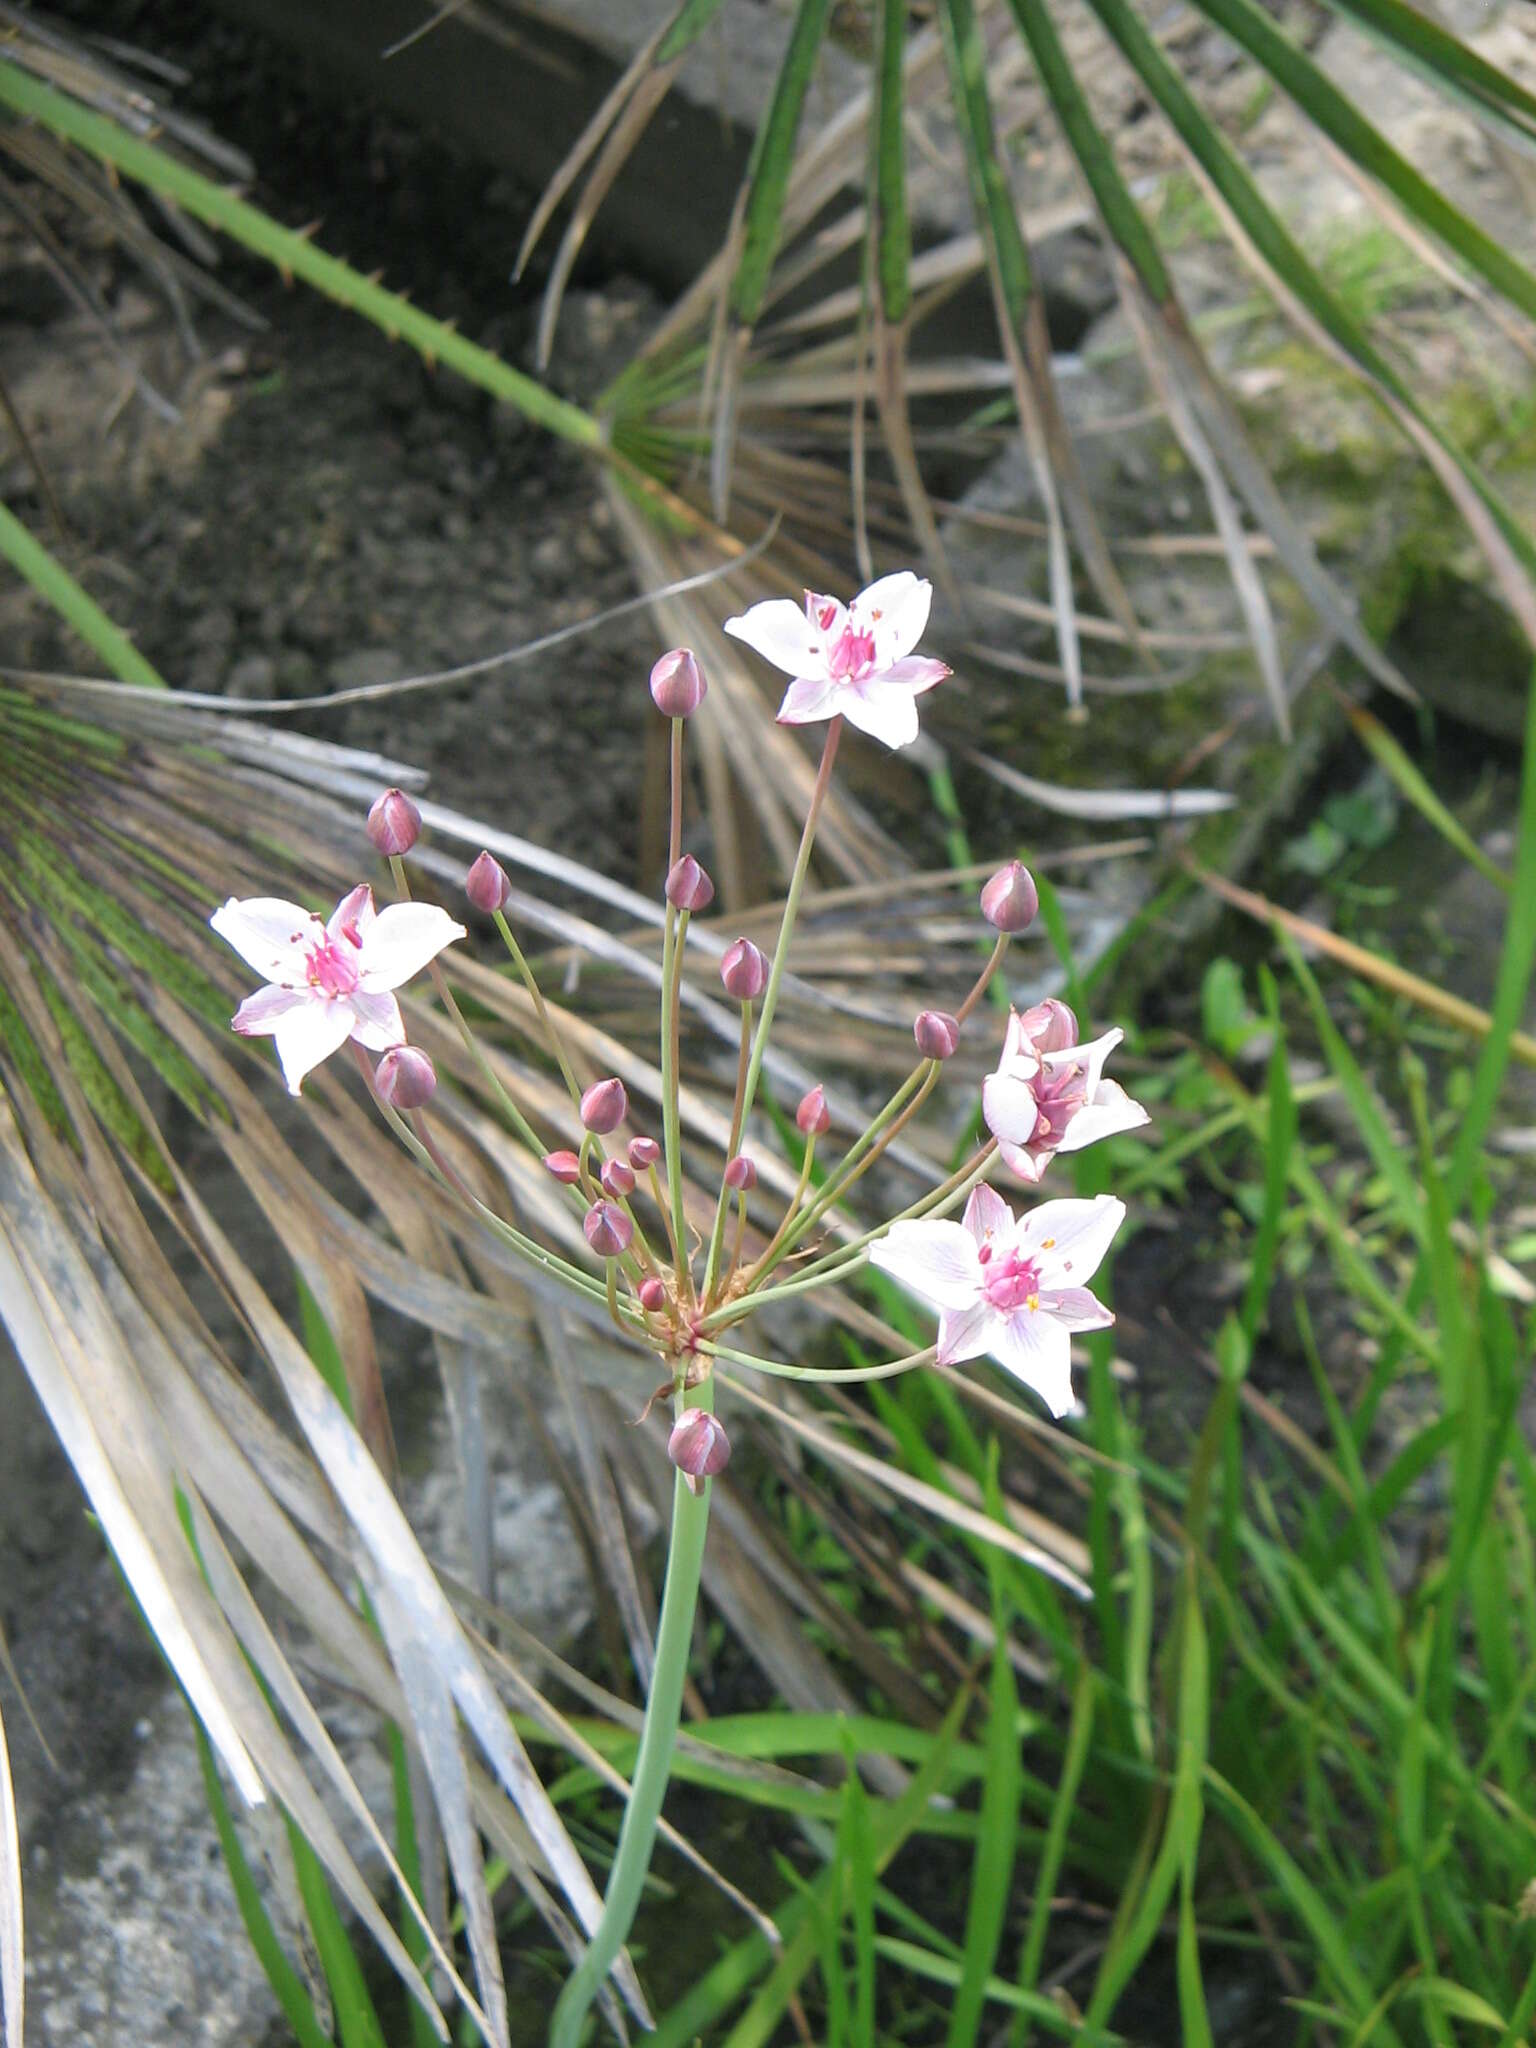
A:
[{"left": 225, "top": 652, "right": 276, "bottom": 699}]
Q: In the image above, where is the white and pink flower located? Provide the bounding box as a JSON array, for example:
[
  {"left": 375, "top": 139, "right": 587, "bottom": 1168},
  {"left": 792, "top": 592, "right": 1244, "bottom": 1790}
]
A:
[
  {"left": 724, "top": 572, "right": 950, "bottom": 750},
  {"left": 211, "top": 884, "right": 464, "bottom": 1096},
  {"left": 869, "top": 1184, "right": 1123, "bottom": 1417},
  {"left": 983, "top": 1000, "right": 1149, "bottom": 1185}
]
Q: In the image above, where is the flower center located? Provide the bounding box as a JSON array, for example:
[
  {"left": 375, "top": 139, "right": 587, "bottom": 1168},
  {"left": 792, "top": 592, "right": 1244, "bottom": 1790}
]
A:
[
  {"left": 982, "top": 1249, "right": 1043, "bottom": 1312},
  {"left": 305, "top": 934, "right": 361, "bottom": 999},
  {"left": 827, "top": 623, "right": 877, "bottom": 681}
]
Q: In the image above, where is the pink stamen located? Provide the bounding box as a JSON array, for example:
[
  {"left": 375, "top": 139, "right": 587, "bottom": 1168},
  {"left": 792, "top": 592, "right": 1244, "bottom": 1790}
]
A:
[
  {"left": 826, "top": 624, "right": 877, "bottom": 681},
  {"left": 982, "top": 1249, "right": 1043, "bottom": 1312},
  {"left": 305, "top": 934, "right": 360, "bottom": 999}
]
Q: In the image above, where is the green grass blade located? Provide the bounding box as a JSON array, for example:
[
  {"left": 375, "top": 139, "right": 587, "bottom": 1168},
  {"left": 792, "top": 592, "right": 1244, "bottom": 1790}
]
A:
[
  {"left": 872, "top": 0, "right": 911, "bottom": 324},
  {"left": 1012, "top": 1669, "right": 1096, "bottom": 2048},
  {"left": 288, "top": 1823, "right": 389, "bottom": 2048},
  {"left": 1338, "top": 698, "right": 1510, "bottom": 895},
  {"left": 656, "top": 0, "right": 728, "bottom": 63},
  {"left": 1317, "top": 0, "right": 1536, "bottom": 142},
  {"left": 1238, "top": 972, "right": 1296, "bottom": 1348},
  {"left": 0, "top": 499, "right": 165, "bottom": 687},
  {"left": 729, "top": 0, "right": 832, "bottom": 325}
]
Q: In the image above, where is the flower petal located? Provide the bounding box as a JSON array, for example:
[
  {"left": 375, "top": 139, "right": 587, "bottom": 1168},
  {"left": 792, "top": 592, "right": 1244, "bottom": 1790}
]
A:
[
  {"left": 962, "top": 1183, "right": 1015, "bottom": 1252},
  {"left": 991, "top": 1309, "right": 1076, "bottom": 1418},
  {"left": 867, "top": 1218, "right": 980, "bottom": 1311},
  {"left": 776, "top": 671, "right": 841, "bottom": 725},
  {"left": 995, "top": 1134, "right": 1051, "bottom": 1184},
  {"left": 347, "top": 987, "right": 406, "bottom": 1051},
  {"left": 1056, "top": 1078, "right": 1150, "bottom": 1154},
  {"left": 327, "top": 883, "right": 377, "bottom": 946},
  {"left": 725, "top": 599, "right": 831, "bottom": 680},
  {"left": 851, "top": 572, "right": 930, "bottom": 666},
  {"left": 210, "top": 897, "right": 323, "bottom": 985},
  {"left": 1040, "top": 1026, "right": 1123, "bottom": 1098},
  {"left": 1015, "top": 1195, "right": 1126, "bottom": 1290},
  {"left": 937, "top": 1300, "right": 999, "bottom": 1364},
  {"left": 270, "top": 999, "right": 356, "bottom": 1096},
  {"left": 356, "top": 902, "right": 466, "bottom": 992},
  {"left": 1039, "top": 1286, "right": 1115, "bottom": 1333},
  {"left": 877, "top": 655, "right": 950, "bottom": 696},
  {"left": 983, "top": 1070, "right": 1040, "bottom": 1148},
  {"left": 231, "top": 983, "right": 313, "bottom": 1036},
  {"left": 804, "top": 589, "right": 849, "bottom": 642},
  {"left": 838, "top": 678, "right": 920, "bottom": 750}
]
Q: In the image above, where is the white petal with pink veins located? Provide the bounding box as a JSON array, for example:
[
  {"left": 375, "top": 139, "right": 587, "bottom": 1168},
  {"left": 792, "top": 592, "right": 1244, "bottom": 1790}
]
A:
[
  {"left": 356, "top": 902, "right": 465, "bottom": 991},
  {"left": 936, "top": 1300, "right": 999, "bottom": 1365},
  {"left": 877, "top": 654, "right": 950, "bottom": 695},
  {"left": 231, "top": 984, "right": 312, "bottom": 1036},
  {"left": 270, "top": 1000, "right": 357, "bottom": 1096},
  {"left": 1040, "top": 1026, "right": 1123, "bottom": 1096},
  {"left": 776, "top": 671, "right": 841, "bottom": 725},
  {"left": 1057, "top": 1078, "right": 1150, "bottom": 1154},
  {"left": 327, "top": 883, "right": 377, "bottom": 946},
  {"left": 1039, "top": 1286, "right": 1116, "bottom": 1333},
  {"left": 1016, "top": 1195, "right": 1126, "bottom": 1289},
  {"left": 961, "top": 1182, "right": 1014, "bottom": 1251},
  {"left": 347, "top": 988, "right": 407, "bottom": 1051},
  {"left": 868, "top": 1218, "right": 981, "bottom": 1310},
  {"left": 852, "top": 572, "right": 930, "bottom": 667},
  {"left": 983, "top": 1069, "right": 1040, "bottom": 1148},
  {"left": 992, "top": 1309, "right": 1076, "bottom": 1417},
  {"left": 725, "top": 598, "right": 830, "bottom": 679},
  {"left": 838, "top": 678, "right": 921, "bottom": 750},
  {"left": 211, "top": 897, "right": 322, "bottom": 984}
]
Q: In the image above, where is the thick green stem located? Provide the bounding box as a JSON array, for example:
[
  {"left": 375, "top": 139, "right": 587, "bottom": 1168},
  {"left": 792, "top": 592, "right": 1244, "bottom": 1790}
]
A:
[
  {"left": 736, "top": 718, "right": 842, "bottom": 1137},
  {"left": 548, "top": 1387, "right": 714, "bottom": 2048}
]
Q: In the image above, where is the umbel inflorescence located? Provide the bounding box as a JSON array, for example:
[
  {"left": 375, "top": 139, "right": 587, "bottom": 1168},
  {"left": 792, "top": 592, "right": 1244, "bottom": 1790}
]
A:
[{"left": 209, "top": 571, "right": 1148, "bottom": 2042}]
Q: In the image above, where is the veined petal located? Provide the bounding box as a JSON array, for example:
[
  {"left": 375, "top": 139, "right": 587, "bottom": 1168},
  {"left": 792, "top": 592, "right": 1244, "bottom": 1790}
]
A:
[
  {"left": 852, "top": 572, "right": 930, "bottom": 666},
  {"left": 1057, "top": 1079, "right": 1150, "bottom": 1154},
  {"left": 1040, "top": 1286, "right": 1115, "bottom": 1333},
  {"left": 347, "top": 987, "right": 406, "bottom": 1051},
  {"left": 936, "top": 1300, "right": 999, "bottom": 1365},
  {"left": 356, "top": 902, "right": 465, "bottom": 992},
  {"left": 776, "top": 671, "right": 841, "bottom": 725},
  {"left": 1016, "top": 1195, "right": 1126, "bottom": 1290},
  {"left": 839, "top": 678, "right": 920, "bottom": 750},
  {"left": 995, "top": 1133, "right": 1050, "bottom": 1184},
  {"left": 211, "top": 897, "right": 323, "bottom": 986},
  {"left": 270, "top": 999, "right": 356, "bottom": 1096},
  {"left": 327, "top": 883, "right": 377, "bottom": 946},
  {"left": 804, "top": 589, "right": 849, "bottom": 643},
  {"left": 877, "top": 655, "right": 950, "bottom": 696},
  {"left": 992, "top": 1310, "right": 1076, "bottom": 1418},
  {"left": 1040, "top": 1026, "right": 1123, "bottom": 1098},
  {"left": 867, "top": 1218, "right": 980, "bottom": 1311},
  {"left": 725, "top": 598, "right": 831, "bottom": 680},
  {"left": 231, "top": 983, "right": 313, "bottom": 1036},
  {"left": 983, "top": 1070, "right": 1040, "bottom": 1148},
  {"left": 962, "top": 1183, "right": 1014, "bottom": 1252}
]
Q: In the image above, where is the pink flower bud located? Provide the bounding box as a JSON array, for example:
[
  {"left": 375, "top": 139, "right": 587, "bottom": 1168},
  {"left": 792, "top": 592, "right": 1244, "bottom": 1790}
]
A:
[
  {"left": 628, "top": 1135, "right": 661, "bottom": 1170},
  {"left": 914, "top": 1009, "right": 961, "bottom": 1060},
  {"left": 668, "top": 1407, "right": 730, "bottom": 1492},
  {"left": 601, "top": 1157, "right": 636, "bottom": 1199},
  {"left": 375, "top": 1045, "right": 436, "bottom": 1110},
  {"left": 1019, "top": 997, "right": 1078, "bottom": 1053},
  {"left": 584, "top": 1200, "right": 633, "bottom": 1259},
  {"left": 980, "top": 861, "right": 1039, "bottom": 934},
  {"left": 723, "top": 1153, "right": 756, "bottom": 1192},
  {"left": 465, "top": 850, "right": 510, "bottom": 913},
  {"left": 367, "top": 787, "right": 421, "bottom": 857},
  {"left": 720, "top": 937, "right": 768, "bottom": 1001},
  {"left": 580, "top": 1076, "right": 627, "bottom": 1134},
  {"left": 650, "top": 647, "right": 707, "bottom": 718},
  {"left": 665, "top": 855, "right": 715, "bottom": 914},
  {"left": 796, "top": 1085, "right": 830, "bottom": 1136},
  {"left": 543, "top": 1149, "right": 582, "bottom": 1184},
  {"left": 638, "top": 1275, "right": 667, "bottom": 1313}
]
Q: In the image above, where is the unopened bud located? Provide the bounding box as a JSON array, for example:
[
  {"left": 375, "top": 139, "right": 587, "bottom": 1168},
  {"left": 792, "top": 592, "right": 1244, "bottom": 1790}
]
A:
[
  {"left": 650, "top": 647, "right": 707, "bottom": 719},
  {"left": 367, "top": 787, "right": 422, "bottom": 857},
  {"left": 796, "top": 1084, "right": 830, "bottom": 1136},
  {"left": 601, "top": 1157, "right": 636, "bottom": 1199},
  {"left": 584, "top": 1200, "right": 633, "bottom": 1259},
  {"left": 723, "top": 1153, "right": 756, "bottom": 1192},
  {"left": 980, "top": 861, "right": 1039, "bottom": 934},
  {"left": 543, "top": 1149, "right": 582, "bottom": 1184},
  {"left": 1019, "top": 997, "right": 1078, "bottom": 1053},
  {"left": 720, "top": 937, "right": 767, "bottom": 1001},
  {"left": 638, "top": 1275, "right": 667, "bottom": 1313},
  {"left": 580, "top": 1076, "right": 627, "bottom": 1134},
  {"left": 628, "top": 1135, "right": 661, "bottom": 1170},
  {"left": 465, "top": 850, "right": 510, "bottom": 913},
  {"left": 668, "top": 1407, "right": 731, "bottom": 1492},
  {"left": 914, "top": 1009, "right": 961, "bottom": 1061},
  {"left": 375, "top": 1044, "right": 436, "bottom": 1110},
  {"left": 665, "top": 855, "right": 715, "bottom": 914}
]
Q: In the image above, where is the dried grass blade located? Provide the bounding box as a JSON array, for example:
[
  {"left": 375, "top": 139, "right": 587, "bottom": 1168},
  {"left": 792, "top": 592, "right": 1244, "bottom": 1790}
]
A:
[
  {"left": 0, "top": 1688, "right": 19, "bottom": 2048},
  {"left": 968, "top": 748, "right": 1234, "bottom": 818}
]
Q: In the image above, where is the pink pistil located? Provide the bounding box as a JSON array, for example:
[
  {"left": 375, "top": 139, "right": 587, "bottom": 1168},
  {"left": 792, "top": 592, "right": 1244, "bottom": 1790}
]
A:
[
  {"left": 982, "top": 1250, "right": 1043, "bottom": 1313},
  {"left": 305, "top": 935, "right": 361, "bottom": 999},
  {"left": 827, "top": 624, "right": 877, "bottom": 681}
]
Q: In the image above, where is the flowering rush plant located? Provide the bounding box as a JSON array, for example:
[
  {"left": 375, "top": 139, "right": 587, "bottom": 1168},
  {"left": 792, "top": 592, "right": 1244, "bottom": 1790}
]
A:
[{"left": 210, "top": 573, "right": 1146, "bottom": 2045}]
